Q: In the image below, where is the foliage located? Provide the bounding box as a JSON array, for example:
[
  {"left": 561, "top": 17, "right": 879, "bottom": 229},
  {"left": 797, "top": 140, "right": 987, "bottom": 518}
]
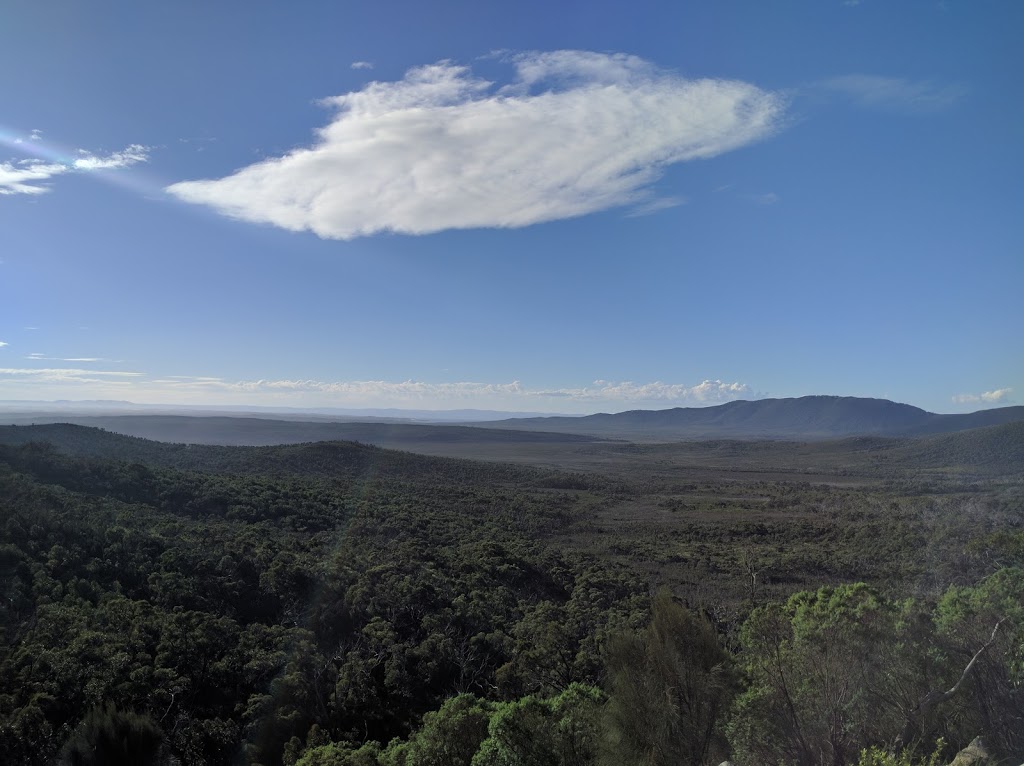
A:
[
  {"left": 471, "top": 683, "right": 604, "bottom": 766},
  {"left": 931, "top": 569, "right": 1024, "bottom": 760},
  {"left": 856, "top": 739, "right": 946, "bottom": 766},
  {"left": 3, "top": 425, "right": 1023, "bottom": 766},
  {"left": 601, "top": 589, "right": 734, "bottom": 766},
  {"left": 58, "top": 704, "right": 166, "bottom": 766},
  {"left": 0, "top": 439, "right": 640, "bottom": 765},
  {"left": 376, "top": 693, "right": 493, "bottom": 766},
  {"left": 728, "top": 584, "right": 926, "bottom": 766}
]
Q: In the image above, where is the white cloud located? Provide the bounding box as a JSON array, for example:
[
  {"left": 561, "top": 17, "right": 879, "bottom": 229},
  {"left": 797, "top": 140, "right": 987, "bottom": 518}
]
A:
[
  {"left": 0, "top": 341, "right": 8, "bottom": 347},
  {"left": 952, "top": 388, "right": 1014, "bottom": 405},
  {"left": 350, "top": 61, "right": 374, "bottom": 70},
  {"left": 0, "top": 160, "right": 69, "bottom": 196},
  {"left": 0, "top": 367, "right": 143, "bottom": 384},
  {"left": 30, "top": 129, "right": 43, "bottom": 141},
  {"left": 0, "top": 365, "right": 751, "bottom": 412},
  {"left": 167, "top": 50, "right": 785, "bottom": 239},
  {"left": 26, "top": 354, "right": 104, "bottom": 362},
  {"left": 821, "top": 75, "right": 965, "bottom": 112},
  {"left": 0, "top": 144, "right": 149, "bottom": 196},
  {"left": 137, "top": 375, "right": 751, "bottom": 407},
  {"left": 536, "top": 379, "right": 750, "bottom": 403},
  {"left": 753, "top": 192, "right": 779, "bottom": 205},
  {"left": 72, "top": 144, "right": 149, "bottom": 170}
]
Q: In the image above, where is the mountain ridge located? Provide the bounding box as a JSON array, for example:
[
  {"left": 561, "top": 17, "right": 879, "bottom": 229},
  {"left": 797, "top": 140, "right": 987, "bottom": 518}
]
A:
[{"left": 474, "top": 395, "right": 1024, "bottom": 440}]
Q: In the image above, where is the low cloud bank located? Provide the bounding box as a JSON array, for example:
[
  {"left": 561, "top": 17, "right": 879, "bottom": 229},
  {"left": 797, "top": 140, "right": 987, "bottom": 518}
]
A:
[{"left": 0, "top": 368, "right": 751, "bottom": 411}]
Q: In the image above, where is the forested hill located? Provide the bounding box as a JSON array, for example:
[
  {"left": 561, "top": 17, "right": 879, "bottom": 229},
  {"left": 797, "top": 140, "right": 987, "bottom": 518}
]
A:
[
  {"left": 0, "top": 414, "right": 604, "bottom": 448},
  {"left": 877, "top": 420, "right": 1024, "bottom": 472},
  {"left": 0, "top": 423, "right": 558, "bottom": 485},
  {"left": 4, "top": 420, "right": 1022, "bottom": 480},
  {"left": 477, "top": 395, "right": 1024, "bottom": 440},
  {"left": 0, "top": 424, "right": 641, "bottom": 765}
]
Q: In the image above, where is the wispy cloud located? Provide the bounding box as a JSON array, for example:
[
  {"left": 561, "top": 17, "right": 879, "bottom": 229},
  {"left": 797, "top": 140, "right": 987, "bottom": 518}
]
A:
[
  {"left": 350, "top": 61, "right": 374, "bottom": 70},
  {"left": 0, "top": 341, "right": 8, "bottom": 348},
  {"left": 4, "top": 368, "right": 752, "bottom": 410},
  {"left": 624, "top": 196, "right": 687, "bottom": 218},
  {"left": 26, "top": 353, "right": 105, "bottom": 362},
  {"left": 168, "top": 50, "right": 785, "bottom": 239},
  {"left": 0, "top": 367, "right": 143, "bottom": 384},
  {"left": 536, "top": 379, "right": 750, "bottom": 403},
  {"left": 821, "top": 75, "right": 966, "bottom": 112},
  {"left": 0, "top": 143, "right": 149, "bottom": 196},
  {"left": 71, "top": 144, "right": 149, "bottom": 171},
  {"left": 0, "top": 160, "right": 69, "bottom": 196},
  {"left": 952, "top": 388, "right": 1014, "bottom": 405},
  {"left": 753, "top": 192, "right": 779, "bottom": 205},
  {"left": 128, "top": 375, "right": 752, "bottom": 407}
]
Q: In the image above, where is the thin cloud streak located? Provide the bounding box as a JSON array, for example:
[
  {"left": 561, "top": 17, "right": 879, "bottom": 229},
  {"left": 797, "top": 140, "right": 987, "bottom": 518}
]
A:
[
  {"left": 26, "top": 355, "right": 105, "bottom": 362},
  {"left": 820, "top": 75, "right": 966, "bottom": 112},
  {"left": 168, "top": 50, "right": 785, "bottom": 239},
  {"left": 0, "top": 367, "right": 144, "bottom": 386}
]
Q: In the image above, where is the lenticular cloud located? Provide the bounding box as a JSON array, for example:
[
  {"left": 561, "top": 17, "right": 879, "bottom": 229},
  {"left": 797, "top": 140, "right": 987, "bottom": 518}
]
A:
[{"left": 167, "top": 51, "right": 785, "bottom": 239}]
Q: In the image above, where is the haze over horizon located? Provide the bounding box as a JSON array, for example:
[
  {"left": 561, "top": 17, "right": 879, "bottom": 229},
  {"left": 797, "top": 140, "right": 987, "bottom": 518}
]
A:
[{"left": 2, "top": 2, "right": 1020, "bottom": 415}]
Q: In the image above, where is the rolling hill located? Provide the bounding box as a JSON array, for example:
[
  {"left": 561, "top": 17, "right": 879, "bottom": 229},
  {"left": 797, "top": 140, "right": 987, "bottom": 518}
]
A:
[{"left": 0, "top": 414, "right": 604, "bottom": 448}]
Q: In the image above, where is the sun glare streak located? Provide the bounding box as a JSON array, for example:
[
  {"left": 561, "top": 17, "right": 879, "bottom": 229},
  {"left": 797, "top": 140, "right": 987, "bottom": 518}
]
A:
[
  {"left": 0, "top": 125, "right": 79, "bottom": 165},
  {"left": 0, "top": 124, "right": 159, "bottom": 197}
]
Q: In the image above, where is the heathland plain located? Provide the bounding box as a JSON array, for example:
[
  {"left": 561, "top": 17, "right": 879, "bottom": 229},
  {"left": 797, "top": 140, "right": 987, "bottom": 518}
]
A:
[{"left": 1, "top": 395, "right": 1022, "bottom": 765}]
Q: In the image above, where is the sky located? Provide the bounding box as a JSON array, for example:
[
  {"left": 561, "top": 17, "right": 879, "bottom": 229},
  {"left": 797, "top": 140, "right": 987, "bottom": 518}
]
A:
[{"left": 1, "top": 0, "right": 1021, "bottom": 415}]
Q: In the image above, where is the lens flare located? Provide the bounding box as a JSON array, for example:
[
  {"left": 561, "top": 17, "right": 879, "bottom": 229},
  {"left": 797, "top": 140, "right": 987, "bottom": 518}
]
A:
[{"left": 0, "top": 124, "right": 157, "bottom": 197}]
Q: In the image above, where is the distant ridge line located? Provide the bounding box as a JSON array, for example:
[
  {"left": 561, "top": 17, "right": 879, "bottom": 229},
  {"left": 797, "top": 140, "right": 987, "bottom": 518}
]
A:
[{"left": 474, "top": 395, "right": 1024, "bottom": 440}]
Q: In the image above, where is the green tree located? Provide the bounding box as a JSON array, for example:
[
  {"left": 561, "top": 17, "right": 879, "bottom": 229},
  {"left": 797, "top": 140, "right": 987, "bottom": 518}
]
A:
[
  {"left": 381, "top": 693, "right": 493, "bottom": 766},
  {"left": 601, "top": 589, "right": 734, "bottom": 766},
  {"left": 928, "top": 568, "right": 1024, "bottom": 761},
  {"left": 58, "top": 704, "right": 166, "bottom": 766},
  {"left": 472, "top": 684, "right": 604, "bottom": 766},
  {"left": 728, "top": 583, "right": 921, "bottom": 766}
]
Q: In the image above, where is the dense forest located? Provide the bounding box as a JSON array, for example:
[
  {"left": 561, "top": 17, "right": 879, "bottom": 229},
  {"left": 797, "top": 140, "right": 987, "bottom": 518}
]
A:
[{"left": 1, "top": 424, "right": 1022, "bottom": 765}]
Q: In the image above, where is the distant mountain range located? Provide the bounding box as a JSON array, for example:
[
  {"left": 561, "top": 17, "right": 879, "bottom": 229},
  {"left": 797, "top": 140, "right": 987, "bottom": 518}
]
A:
[
  {"left": 476, "top": 396, "right": 1024, "bottom": 440},
  {"left": 1, "top": 396, "right": 1020, "bottom": 444}
]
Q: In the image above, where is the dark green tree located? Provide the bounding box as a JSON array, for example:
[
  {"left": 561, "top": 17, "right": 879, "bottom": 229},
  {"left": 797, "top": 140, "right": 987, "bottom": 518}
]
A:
[
  {"left": 601, "top": 589, "right": 734, "bottom": 766},
  {"left": 59, "top": 704, "right": 166, "bottom": 766}
]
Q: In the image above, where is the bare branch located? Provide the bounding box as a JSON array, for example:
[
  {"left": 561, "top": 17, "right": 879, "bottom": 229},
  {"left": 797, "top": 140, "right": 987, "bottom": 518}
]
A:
[{"left": 894, "top": 618, "right": 1006, "bottom": 751}]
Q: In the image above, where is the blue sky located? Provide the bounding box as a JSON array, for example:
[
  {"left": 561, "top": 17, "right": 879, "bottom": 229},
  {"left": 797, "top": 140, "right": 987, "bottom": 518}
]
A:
[{"left": 1, "top": 0, "right": 1020, "bottom": 414}]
